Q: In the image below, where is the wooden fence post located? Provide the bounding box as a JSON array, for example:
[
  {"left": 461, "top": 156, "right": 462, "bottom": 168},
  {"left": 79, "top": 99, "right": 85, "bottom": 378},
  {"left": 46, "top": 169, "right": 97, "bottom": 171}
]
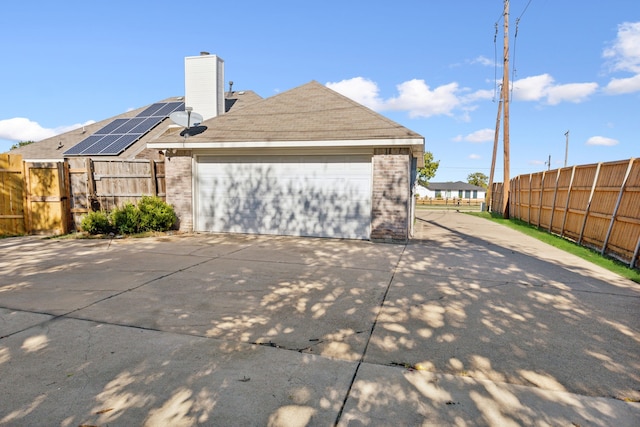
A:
[
  {"left": 537, "top": 170, "right": 546, "bottom": 228},
  {"left": 527, "top": 173, "right": 532, "bottom": 225},
  {"left": 150, "top": 159, "right": 157, "bottom": 197},
  {"left": 578, "top": 162, "right": 602, "bottom": 245},
  {"left": 560, "top": 165, "right": 576, "bottom": 238},
  {"left": 632, "top": 235, "right": 640, "bottom": 269},
  {"left": 86, "top": 158, "right": 97, "bottom": 210},
  {"left": 549, "top": 168, "right": 561, "bottom": 233},
  {"left": 601, "top": 158, "right": 635, "bottom": 256}
]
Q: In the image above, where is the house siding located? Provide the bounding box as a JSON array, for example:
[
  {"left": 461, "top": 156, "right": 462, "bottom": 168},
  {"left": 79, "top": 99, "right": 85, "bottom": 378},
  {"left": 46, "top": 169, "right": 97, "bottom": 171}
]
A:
[
  {"left": 371, "top": 148, "right": 410, "bottom": 242},
  {"left": 165, "top": 153, "right": 193, "bottom": 232}
]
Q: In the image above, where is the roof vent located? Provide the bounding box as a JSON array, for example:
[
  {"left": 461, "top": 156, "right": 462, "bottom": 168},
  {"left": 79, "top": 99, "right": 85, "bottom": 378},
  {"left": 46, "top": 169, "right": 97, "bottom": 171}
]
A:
[{"left": 200, "top": 51, "right": 210, "bottom": 56}]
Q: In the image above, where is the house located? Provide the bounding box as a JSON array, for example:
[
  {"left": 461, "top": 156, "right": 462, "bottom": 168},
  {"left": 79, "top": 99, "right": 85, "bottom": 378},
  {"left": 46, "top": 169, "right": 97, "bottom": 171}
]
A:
[
  {"left": 418, "top": 181, "right": 486, "bottom": 200},
  {"left": 9, "top": 53, "right": 425, "bottom": 242}
]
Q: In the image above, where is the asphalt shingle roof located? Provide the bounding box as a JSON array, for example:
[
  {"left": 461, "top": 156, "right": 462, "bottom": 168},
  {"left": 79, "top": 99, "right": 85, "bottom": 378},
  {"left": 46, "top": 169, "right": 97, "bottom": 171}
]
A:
[
  {"left": 427, "top": 181, "right": 486, "bottom": 191},
  {"left": 156, "top": 81, "right": 423, "bottom": 143},
  {"left": 6, "top": 91, "right": 263, "bottom": 160}
]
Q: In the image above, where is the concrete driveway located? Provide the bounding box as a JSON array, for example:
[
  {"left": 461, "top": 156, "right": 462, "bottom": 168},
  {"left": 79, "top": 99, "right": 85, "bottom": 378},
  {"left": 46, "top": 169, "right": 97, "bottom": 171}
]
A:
[{"left": 1, "top": 210, "right": 638, "bottom": 426}]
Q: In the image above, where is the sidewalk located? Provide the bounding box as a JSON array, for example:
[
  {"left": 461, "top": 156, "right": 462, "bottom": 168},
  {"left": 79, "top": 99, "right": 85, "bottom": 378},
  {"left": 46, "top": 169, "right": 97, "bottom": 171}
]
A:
[{"left": 0, "top": 211, "right": 638, "bottom": 425}]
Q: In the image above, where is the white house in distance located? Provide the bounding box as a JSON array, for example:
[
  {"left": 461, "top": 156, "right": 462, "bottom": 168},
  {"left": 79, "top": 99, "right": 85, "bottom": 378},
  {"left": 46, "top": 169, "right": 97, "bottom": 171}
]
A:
[{"left": 416, "top": 181, "right": 486, "bottom": 200}]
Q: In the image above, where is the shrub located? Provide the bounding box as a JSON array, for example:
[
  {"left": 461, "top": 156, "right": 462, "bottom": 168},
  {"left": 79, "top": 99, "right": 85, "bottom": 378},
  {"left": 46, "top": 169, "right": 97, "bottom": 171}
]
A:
[
  {"left": 111, "top": 203, "right": 140, "bottom": 234},
  {"left": 137, "top": 196, "right": 176, "bottom": 232},
  {"left": 81, "top": 197, "right": 176, "bottom": 235},
  {"left": 81, "top": 210, "right": 112, "bottom": 234}
]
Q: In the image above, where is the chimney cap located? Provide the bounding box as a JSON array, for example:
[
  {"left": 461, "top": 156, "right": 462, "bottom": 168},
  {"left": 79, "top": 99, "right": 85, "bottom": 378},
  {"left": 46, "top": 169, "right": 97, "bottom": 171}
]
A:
[{"left": 200, "top": 51, "right": 210, "bottom": 56}]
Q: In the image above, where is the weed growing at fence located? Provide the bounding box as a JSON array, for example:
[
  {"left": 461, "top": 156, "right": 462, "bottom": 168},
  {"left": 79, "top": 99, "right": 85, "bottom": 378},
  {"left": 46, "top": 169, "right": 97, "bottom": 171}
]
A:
[{"left": 468, "top": 211, "right": 640, "bottom": 283}]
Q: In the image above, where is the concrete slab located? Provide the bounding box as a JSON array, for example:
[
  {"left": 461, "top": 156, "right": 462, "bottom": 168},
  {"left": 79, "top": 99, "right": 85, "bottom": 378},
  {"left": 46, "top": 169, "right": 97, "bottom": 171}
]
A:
[
  {"left": 367, "top": 276, "right": 640, "bottom": 401},
  {"left": 339, "top": 363, "right": 640, "bottom": 427},
  {"left": 73, "top": 257, "right": 393, "bottom": 361},
  {"left": 0, "top": 317, "right": 356, "bottom": 426},
  {"left": 1, "top": 210, "right": 638, "bottom": 425},
  {"left": 0, "top": 308, "right": 53, "bottom": 338}
]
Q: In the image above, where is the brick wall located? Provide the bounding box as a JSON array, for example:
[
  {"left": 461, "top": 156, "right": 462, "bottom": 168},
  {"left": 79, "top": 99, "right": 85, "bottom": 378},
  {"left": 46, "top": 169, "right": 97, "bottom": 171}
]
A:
[
  {"left": 371, "top": 148, "right": 411, "bottom": 242},
  {"left": 165, "top": 153, "right": 193, "bottom": 232}
]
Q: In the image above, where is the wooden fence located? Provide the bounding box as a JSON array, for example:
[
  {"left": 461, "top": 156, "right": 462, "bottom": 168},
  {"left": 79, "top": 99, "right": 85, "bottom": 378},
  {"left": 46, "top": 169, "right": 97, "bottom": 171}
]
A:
[
  {"left": 0, "top": 155, "right": 165, "bottom": 234},
  {"left": 66, "top": 158, "right": 165, "bottom": 228},
  {"left": 490, "top": 158, "right": 639, "bottom": 268},
  {"left": 417, "top": 198, "right": 483, "bottom": 207},
  {"left": 0, "top": 154, "right": 26, "bottom": 235}
]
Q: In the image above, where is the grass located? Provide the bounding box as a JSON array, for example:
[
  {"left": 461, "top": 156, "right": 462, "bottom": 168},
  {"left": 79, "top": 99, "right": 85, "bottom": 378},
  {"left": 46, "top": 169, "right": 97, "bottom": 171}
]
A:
[{"left": 467, "top": 211, "right": 640, "bottom": 283}]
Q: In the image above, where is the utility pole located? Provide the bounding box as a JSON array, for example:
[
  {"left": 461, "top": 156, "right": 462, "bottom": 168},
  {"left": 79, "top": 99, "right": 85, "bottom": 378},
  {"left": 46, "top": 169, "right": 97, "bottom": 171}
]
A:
[
  {"left": 564, "top": 130, "right": 569, "bottom": 167},
  {"left": 547, "top": 154, "right": 551, "bottom": 170},
  {"left": 487, "top": 97, "right": 502, "bottom": 211},
  {"left": 501, "top": 0, "right": 511, "bottom": 218}
]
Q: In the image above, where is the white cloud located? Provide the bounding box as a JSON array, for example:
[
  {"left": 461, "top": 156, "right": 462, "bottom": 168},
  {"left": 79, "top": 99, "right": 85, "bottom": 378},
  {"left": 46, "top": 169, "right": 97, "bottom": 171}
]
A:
[
  {"left": 512, "top": 74, "right": 554, "bottom": 101},
  {"left": 471, "top": 56, "right": 494, "bottom": 67},
  {"left": 511, "top": 74, "right": 597, "bottom": 104},
  {"left": 0, "top": 117, "right": 94, "bottom": 142},
  {"left": 603, "top": 21, "right": 640, "bottom": 94},
  {"left": 586, "top": 136, "right": 619, "bottom": 146},
  {"left": 455, "top": 128, "right": 495, "bottom": 143},
  {"left": 385, "top": 79, "right": 461, "bottom": 118},
  {"left": 604, "top": 73, "right": 640, "bottom": 94},
  {"left": 603, "top": 22, "right": 640, "bottom": 73},
  {"left": 327, "top": 78, "right": 477, "bottom": 119},
  {"left": 546, "top": 82, "right": 599, "bottom": 105},
  {"left": 469, "top": 154, "right": 481, "bottom": 159},
  {"left": 326, "top": 77, "right": 383, "bottom": 110}
]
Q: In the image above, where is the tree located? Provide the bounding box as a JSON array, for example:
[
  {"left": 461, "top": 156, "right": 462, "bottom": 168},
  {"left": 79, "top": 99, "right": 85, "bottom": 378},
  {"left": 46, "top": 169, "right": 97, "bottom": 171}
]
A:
[
  {"left": 417, "top": 151, "right": 440, "bottom": 187},
  {"left": 10, "top": 140, "right": 35, "bottom": 150},
  {"left": 467, "top": 172, "right": 488, "bottom": 188}
]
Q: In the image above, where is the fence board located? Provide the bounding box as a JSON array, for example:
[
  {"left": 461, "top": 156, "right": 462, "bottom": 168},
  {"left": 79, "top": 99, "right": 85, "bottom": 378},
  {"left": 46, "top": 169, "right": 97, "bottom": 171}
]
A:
[
  {"left": 67, "top": 158, "right": 165, "bottom": 228},
  {"left": 24, "top": 162, "right": 69, "bottom": 235},
  {"left": 0, "top": 154, "right": 26, "bottom": 235},
  {"left": 492, "top": 158, "right": 639, "bottom": 268},
  {"left": 606, "top": 160, "right": 640, "bottom": 265}
]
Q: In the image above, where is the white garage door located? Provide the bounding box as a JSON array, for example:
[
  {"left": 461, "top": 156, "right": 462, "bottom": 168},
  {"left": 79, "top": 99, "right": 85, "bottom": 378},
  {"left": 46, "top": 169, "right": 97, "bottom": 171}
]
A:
[{"left": 195, "top": 154, "right": 372, "bottom": 239}]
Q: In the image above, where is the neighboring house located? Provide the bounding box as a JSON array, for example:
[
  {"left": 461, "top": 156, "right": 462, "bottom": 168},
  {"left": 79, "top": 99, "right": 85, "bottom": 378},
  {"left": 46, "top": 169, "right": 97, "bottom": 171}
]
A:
[
  {"left": 8, "top": 53, "right": 425, "bottom": 242},
  {"left": 418, "top": 181, "right": 486, "bottom": 200}
]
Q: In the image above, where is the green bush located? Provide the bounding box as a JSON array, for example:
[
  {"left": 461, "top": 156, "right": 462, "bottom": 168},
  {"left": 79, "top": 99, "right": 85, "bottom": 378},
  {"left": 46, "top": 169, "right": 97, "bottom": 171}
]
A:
[
  {"left": 137, "top": 196, "right": 176, "bottom": 232},
  {"left": 81, "top": 210, "right": 112, "bottom": 234},
  {"left": 111, "top": 203, "right": 140, "bottom": 234},
  {"left": 81, "top": 197, "right": 176, "bottom": 235}
]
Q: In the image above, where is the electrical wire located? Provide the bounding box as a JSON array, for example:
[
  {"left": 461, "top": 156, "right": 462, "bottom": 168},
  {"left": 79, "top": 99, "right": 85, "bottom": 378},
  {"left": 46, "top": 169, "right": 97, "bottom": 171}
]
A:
[{"left": 510, "top": 0, "right": 535, "bottom": 98}]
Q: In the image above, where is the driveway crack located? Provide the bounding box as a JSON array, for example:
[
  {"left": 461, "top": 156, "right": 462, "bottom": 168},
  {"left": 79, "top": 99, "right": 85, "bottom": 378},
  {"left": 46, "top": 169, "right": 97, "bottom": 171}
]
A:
[{"left": 333, "top": 242, "right": 407, "bottom": 426}]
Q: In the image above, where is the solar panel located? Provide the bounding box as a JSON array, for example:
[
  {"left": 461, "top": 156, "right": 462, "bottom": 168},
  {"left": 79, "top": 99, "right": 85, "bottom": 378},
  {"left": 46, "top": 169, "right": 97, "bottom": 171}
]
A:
[
  {"left": 64, "top": 101, "right": 185, "bottom": 156},
  {"left": 98, "top": 134, "right": 140, "bottom": 155},
  {"left": 137, "top": 103, "right": 165, "bottom": 117},
  {"left": 63, "top": 135, "right": 104, "bottom": 155},
  {"left": 94, "top": 118, "right": 129, "bottom": 135}
]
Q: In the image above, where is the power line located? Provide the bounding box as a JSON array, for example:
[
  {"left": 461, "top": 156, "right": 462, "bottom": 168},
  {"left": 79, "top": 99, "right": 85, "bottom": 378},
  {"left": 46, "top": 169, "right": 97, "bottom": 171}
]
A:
[{"left": 517, "top": 0, "right": 534, "bottom": 20}]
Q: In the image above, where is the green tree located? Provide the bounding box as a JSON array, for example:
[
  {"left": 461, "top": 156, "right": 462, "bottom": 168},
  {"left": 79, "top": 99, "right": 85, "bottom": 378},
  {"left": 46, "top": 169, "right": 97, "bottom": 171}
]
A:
[
  {"left": 10, "top": 140, "right": 35, "bottom": 150},
  {"left": 417, "top": 151, "right": 440, "bottom": 187},
  {"left": 467, "top": 172, "right": 489, "bottom": 188}
]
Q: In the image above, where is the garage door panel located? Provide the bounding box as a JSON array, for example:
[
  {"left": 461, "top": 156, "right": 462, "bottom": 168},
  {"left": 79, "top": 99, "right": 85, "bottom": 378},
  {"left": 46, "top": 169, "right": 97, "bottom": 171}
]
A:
[{"left": 196, "top": 155, "right": 371, "bottom": 239}]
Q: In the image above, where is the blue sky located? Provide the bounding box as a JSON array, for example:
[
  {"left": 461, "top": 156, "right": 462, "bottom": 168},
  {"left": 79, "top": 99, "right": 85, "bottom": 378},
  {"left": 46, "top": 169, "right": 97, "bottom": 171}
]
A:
[{"left": 0, "top": 0, "right": 638, "bottom": 182}]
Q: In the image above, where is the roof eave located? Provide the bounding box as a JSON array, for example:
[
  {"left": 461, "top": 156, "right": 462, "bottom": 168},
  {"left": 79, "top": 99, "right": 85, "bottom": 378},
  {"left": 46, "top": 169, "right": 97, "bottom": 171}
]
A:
[{"left": 148, "top": 137, "right": 424, "bottom": 157}]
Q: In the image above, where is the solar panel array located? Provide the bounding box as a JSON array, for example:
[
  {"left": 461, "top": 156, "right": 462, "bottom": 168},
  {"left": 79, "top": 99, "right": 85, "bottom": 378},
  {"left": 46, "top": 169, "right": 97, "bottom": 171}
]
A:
[{"left": 64, "top": 101, "right": 184, "bottom": 156}]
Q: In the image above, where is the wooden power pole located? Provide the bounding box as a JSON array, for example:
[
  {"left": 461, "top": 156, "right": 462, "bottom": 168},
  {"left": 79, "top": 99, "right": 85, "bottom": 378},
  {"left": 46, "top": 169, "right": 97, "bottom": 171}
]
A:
[
  {"left": 564, "top": 130, "right": 569, "bottom": 167},
  {"left": 501, "top": 0, "right": 511, "bottom": 218},
  {"left": 487, "top": 97, "right": 502, "bottom": 211}
]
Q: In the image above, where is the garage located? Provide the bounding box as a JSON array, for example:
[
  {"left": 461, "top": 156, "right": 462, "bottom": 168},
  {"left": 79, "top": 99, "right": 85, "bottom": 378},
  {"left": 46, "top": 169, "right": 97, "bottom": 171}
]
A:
[{"left": 195, "top": 153, "right": 372, "bottom": 239}]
